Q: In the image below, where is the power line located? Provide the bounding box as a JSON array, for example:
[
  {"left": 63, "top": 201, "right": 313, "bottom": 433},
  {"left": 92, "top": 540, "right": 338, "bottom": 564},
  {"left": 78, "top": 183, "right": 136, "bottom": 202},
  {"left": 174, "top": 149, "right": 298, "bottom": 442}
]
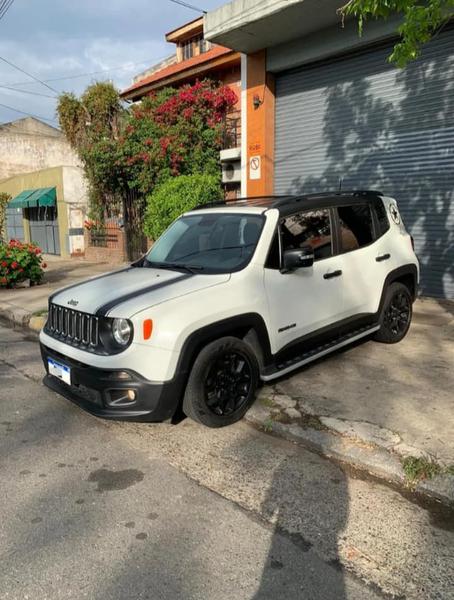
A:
[
  {"left": 167, "top": 0, "right": 206, "bottom": 14},
  {"left": 0, "top": 54, "right": 173, "bottom": 88},
  {"left": 0, "top": 101, "right": 57, "bottom": 123},
  {"left": 0, "top": 0, "right": 15, "bottom": 21},
  {"left": 0, "top": 84, "right": 56, "bottom": 99},
  {"left": 0, "top": 55, "right": 60, "bottom": 94}
]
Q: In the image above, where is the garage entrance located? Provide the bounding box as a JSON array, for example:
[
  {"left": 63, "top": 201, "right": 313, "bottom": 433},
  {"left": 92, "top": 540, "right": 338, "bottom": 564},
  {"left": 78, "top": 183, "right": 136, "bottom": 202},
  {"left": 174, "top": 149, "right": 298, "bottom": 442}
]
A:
[
  {"left": 274, "top": 30, "right": 454, "bottom": 298},
  {"left": 5, "top": 207, "right": 25, "bottom": 242},
  {"left": 28, "top": 206, "right": 60, "bottom": 255}
]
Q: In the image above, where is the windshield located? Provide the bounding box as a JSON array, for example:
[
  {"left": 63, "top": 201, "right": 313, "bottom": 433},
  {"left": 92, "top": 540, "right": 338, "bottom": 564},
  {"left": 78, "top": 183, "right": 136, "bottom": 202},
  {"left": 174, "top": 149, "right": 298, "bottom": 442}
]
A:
[{"left": 144, "top": 213, "right": 265, "bottom": 274}]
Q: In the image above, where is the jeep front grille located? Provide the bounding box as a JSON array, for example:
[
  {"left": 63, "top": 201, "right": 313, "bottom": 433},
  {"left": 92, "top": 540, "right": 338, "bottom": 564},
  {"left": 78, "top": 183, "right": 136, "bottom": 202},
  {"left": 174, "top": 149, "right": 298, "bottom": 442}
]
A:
[{"left": 46, "top": 303, "right": 99, "bottom": 348}]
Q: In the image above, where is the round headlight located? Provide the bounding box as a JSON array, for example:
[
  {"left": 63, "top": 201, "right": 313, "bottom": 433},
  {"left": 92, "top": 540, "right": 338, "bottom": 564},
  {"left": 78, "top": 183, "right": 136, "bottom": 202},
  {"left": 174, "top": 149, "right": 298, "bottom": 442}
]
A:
[{"left": 112, "top": 318, "right": 132, "bottom": 346}]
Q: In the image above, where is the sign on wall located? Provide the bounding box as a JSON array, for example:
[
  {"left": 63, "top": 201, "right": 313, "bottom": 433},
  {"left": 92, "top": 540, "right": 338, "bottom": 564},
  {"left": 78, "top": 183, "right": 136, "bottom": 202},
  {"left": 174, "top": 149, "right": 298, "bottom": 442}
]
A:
[{"left": 249, "top": 155, "right": 261, "bottom": 180}]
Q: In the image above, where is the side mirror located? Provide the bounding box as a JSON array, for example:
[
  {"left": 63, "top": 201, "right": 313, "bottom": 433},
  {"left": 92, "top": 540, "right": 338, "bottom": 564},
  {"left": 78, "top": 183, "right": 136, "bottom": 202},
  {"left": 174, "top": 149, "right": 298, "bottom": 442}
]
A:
[{"left": 282, "top": 246, "right": 314, "bottom": 272}]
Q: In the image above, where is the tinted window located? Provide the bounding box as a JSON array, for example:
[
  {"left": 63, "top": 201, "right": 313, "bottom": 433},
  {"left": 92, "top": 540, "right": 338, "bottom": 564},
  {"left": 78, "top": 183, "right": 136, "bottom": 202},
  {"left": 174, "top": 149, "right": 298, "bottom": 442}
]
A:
[
  {"left": 374, "top": 199, "right": 391, "bottom": 237},
  {"left": 281, "top": 209, "right": 332, "bottom": 260},
  {"left": 145, "top": 213, "right": 264, "bottom": 274},
  {"left": 337, "top": 204, "right": 374, "bottom": 252}
]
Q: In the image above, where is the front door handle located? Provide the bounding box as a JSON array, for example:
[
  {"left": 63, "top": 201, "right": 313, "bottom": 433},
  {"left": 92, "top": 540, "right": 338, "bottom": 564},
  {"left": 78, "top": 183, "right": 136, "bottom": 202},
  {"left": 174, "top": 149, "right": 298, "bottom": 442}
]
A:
[
  {"left": 376, "top": 253, "right": 391, "bottom": 262},
  {"left": 323, "top": 270, "right": 342, "bottom": 280}
]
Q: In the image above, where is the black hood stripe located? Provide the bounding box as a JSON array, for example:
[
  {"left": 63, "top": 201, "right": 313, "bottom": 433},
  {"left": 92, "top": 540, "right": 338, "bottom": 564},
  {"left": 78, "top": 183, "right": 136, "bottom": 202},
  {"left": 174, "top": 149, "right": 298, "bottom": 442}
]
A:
[
  {"left": 95, "top": 273, "right": 192, "bottom": 317},
  {"left": 49, "top": 267, "right": 132, "bottom": 304}
]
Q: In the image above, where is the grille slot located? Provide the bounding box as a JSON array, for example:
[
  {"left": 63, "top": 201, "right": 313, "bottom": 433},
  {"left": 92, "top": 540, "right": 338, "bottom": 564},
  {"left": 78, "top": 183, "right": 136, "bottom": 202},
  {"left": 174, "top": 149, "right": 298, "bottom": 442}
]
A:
[{"left": 47, "top": 303, "right": 99, "bottom": 349}]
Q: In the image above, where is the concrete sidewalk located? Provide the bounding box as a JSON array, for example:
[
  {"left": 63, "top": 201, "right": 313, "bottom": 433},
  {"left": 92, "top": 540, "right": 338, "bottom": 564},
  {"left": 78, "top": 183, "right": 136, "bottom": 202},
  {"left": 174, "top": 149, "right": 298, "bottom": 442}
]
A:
[
  {"left": 247, "top": 298, "right": 454, "bottom": 504},
  {"left": 0, "top": 255, "right": 127, "bottom": 329}
]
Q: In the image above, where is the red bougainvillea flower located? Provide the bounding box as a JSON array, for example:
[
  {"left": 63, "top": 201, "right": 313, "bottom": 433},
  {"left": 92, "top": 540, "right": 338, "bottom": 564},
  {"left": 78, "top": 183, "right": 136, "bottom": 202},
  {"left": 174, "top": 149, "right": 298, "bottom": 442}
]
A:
[
  {"left": 1, "top": 261, "right": 7, "bottom": 267},
  {"left": 11, "top": 261, "right": 18, "bottom": 269},
  {"left": 34, "top": 247, "right": 42, "bottom": 255}
]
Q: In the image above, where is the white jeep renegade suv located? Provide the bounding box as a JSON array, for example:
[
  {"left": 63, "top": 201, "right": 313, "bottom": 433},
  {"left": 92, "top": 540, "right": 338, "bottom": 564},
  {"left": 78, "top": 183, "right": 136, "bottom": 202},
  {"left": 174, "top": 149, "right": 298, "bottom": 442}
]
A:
[{"left": 40, "top": 191, "right": 419, "bottom": 428}]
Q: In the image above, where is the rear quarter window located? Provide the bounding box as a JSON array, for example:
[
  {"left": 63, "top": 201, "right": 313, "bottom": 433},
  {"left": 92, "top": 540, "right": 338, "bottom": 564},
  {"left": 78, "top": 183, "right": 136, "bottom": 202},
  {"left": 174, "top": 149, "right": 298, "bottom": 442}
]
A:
[{"left": 374, "top": 199, "right": 391, "bottom": 237}]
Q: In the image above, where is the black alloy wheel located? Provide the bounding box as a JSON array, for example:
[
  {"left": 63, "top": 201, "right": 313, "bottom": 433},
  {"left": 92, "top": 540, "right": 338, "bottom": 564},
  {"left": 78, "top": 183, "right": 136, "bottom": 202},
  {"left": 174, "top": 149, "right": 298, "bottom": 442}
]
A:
[
  {"left": 204, "top": 351, "right": 253, "bottom": 416},
  {"left": 383, "top": 291, "right": 411, "bottom": 336},
  {"left": 374, "top": 282, "right": 413, "bottom": 344},
  {"left": 182, "top": 336, "right": 259, "bottom": 428}
]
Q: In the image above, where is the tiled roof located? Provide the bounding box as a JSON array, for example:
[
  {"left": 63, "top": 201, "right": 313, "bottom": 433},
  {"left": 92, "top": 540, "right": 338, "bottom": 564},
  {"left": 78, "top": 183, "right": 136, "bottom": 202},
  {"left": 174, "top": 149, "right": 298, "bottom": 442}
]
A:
[{"left": 121, "top": 45, "right": 236, "bottom": 97}]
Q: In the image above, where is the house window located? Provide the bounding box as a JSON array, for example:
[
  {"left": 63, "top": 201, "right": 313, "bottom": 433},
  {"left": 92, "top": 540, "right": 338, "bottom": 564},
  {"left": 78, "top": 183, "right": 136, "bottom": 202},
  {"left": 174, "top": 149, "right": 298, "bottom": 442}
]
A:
[{"left": 182, "top": 39, "right": 193, "bottom": 60}]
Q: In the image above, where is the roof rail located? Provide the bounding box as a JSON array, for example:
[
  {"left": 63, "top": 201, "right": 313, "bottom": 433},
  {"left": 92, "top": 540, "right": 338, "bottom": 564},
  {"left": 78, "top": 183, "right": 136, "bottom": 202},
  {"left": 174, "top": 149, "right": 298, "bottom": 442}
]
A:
[
  {"left": 192, "top": 191, "right": 383, "bottom": 211},
  {"left": 192, "top": 195, "right": 294, "bottom": 211}
]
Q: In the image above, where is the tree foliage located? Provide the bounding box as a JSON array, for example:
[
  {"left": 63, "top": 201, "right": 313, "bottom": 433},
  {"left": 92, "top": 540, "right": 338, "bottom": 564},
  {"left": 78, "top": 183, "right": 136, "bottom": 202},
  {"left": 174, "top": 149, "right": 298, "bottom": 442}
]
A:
[
  {"left": 143, "top": 174, "right": 222, "bottom": 240},
  {"left": 340, "top": 0, "right": 454, "bottom": 67},
  {"left": 57, "top": 79, "right": 237, "bottom": 224}
]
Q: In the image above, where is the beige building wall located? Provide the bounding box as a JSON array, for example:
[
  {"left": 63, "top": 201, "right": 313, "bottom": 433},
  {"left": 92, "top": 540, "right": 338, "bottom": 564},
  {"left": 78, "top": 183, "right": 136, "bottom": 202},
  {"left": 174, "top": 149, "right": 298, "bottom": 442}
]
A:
[{"left": 0, "top": 117, "right": 81, "bottom": 181}]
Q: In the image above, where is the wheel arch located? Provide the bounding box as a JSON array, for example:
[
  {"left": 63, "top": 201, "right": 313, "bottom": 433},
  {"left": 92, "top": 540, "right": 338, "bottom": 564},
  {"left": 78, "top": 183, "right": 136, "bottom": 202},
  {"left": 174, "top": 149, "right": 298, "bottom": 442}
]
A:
[
  {"left": 169, "top": 313, "right": 272, "bottom": 422},
  {"left": 378, "top": 264, "right": 418, "bottom": 314}
]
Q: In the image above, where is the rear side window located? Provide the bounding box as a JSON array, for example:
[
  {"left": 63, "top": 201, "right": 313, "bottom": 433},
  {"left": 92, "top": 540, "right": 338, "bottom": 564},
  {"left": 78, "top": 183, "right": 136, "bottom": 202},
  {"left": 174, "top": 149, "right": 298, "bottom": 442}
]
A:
[
  {"left": 281, "top": 209, "right": 333, "bottom": 261},
  {"left": 337, "top": 204, "right": 374, "bottom": 253},
  {"left": 374, "top": 199, "right": 391, "bottom": 237}
]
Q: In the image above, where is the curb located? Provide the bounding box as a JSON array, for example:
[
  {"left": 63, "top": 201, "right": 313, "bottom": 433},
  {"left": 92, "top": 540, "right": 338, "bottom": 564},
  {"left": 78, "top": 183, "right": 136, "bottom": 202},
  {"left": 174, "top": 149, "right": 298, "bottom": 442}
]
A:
[
  {"left": 246, "top": 398, "right": 454, "bottom": 508},
  {"left": 0, "top": 306, "right": 46, "bottom": 334}
]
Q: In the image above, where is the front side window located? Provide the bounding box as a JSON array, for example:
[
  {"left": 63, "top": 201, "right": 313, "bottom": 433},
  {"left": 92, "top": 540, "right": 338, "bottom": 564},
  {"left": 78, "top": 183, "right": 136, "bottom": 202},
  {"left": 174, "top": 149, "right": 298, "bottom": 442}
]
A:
[
  {"left": 337, "top": 204, "right": 374, "bottom": 252},
  {"left": 144, "top": 213, "right": 264, "bottom": 274},
  {"left": 281, "top": 209, "right": 333, "bottom": 261}
]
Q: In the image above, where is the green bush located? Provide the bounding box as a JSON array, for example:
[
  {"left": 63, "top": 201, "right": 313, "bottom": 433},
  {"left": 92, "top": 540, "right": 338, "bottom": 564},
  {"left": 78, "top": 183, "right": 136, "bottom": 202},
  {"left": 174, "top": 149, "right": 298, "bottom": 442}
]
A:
[
  {"left": 0, "top": 240, "right": 46, "bottom": 288},
  {"left": 143, "top": 174, "right": 222, "bottom": 240}
]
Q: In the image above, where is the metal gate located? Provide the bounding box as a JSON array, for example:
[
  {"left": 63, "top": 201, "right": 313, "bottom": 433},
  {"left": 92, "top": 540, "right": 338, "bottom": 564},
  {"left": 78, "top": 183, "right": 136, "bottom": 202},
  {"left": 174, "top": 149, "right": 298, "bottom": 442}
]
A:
[
  {"left": 274, "top": 30, "right": 454, "bottom": 298},
  {"left": 5, "top": 207, "right": 25, "bottom": 242},
  {"left": 27, "top": 206, "right": 60, "bottom": 255}
]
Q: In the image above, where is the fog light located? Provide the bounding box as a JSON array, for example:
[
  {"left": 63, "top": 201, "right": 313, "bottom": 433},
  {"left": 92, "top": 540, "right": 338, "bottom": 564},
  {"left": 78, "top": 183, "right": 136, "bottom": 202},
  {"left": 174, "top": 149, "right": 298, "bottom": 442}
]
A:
[{"left": 127, "top": 390, "right": 136, "bottom": 401}]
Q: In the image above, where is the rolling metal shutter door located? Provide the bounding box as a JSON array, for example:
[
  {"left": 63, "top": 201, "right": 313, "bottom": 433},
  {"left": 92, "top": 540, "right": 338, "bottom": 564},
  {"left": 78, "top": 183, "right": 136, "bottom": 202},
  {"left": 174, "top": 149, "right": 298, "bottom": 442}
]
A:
[{"left": 274, "top": 31, "right": 454, "bottom": 299}]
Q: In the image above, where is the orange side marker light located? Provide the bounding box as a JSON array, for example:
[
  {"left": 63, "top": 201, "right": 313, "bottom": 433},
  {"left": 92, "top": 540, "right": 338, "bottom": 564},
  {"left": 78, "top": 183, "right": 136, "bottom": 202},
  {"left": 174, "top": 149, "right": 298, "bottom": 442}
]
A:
[{"left": 143, "top": 319, "right": 153, "bottom": 340}]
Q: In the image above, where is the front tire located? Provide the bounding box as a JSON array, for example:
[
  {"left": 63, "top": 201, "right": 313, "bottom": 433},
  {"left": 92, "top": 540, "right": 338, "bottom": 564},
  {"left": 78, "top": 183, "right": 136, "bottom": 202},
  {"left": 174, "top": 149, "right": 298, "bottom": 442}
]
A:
[
  {"left": 374, "top": 282, "right": 413, "bottom": 344},
  {"left": 182, "top": 336, "right": 259, "bottom": 428}
]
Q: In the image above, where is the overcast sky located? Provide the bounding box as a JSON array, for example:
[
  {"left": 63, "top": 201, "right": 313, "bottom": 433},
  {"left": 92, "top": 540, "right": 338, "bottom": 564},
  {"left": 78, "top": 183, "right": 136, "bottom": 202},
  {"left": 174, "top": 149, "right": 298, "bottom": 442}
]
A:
[{"left": 0, "top": 0, "right": 226, "bottom": 126}]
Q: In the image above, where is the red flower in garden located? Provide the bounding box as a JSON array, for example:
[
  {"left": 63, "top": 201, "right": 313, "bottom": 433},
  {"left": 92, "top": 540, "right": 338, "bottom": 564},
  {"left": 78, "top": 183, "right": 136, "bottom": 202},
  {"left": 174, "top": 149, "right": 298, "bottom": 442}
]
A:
[
  {"left": 1, "top": 261, "right": 7, "bottom": 268},
  {"left": 11, "top": 261, "right": 18, "bottom": 269},
  {"left": 0, "top": 277, "right": 7, "bottom": 285},
  {"left": 34, "top": 247, "right": 42, "bottom": 255},
  {"left": 42, "top": 262, "right": 47, "bottom": 269}
]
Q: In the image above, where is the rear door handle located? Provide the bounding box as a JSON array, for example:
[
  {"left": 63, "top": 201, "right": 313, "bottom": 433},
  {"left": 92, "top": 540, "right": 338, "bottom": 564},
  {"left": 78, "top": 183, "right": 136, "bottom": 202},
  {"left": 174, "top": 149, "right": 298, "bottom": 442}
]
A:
[
  {"left": 376, "top": 253, "right": 391, "bottom": 262},
  {"left": 323, "top": 270, "right": 342, "bottom": 280}
]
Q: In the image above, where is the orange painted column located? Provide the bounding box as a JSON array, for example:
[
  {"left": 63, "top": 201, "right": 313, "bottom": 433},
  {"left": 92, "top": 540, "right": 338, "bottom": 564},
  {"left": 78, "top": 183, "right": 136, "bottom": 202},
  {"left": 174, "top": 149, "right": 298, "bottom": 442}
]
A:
[{"left": 245, "top": 50, "right": 275, "bottom": 197}]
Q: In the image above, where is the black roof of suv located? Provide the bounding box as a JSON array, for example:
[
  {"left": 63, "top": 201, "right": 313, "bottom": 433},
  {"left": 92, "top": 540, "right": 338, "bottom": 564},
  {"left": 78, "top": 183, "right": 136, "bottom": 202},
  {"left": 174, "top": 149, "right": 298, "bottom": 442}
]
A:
[{"left": 194, "top": 190, "right": 385, "bottom": 216}]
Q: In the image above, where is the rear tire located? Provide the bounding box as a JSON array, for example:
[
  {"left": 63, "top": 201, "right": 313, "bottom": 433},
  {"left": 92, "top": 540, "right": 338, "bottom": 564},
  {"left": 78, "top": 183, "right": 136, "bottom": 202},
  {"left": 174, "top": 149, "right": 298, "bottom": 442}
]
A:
[
  {"left": 182, "top": 336, "right": 259, "bottom": 428},
  {"left": 373, "top": 282, "right": 412, "bottom": 344}
]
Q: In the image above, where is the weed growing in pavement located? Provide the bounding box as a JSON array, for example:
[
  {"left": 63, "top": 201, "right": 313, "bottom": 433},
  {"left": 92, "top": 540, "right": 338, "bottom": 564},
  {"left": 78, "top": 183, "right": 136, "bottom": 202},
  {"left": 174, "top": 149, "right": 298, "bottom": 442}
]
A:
[{"left": 402, "top": 456, "right": 441, "bottom": 485}]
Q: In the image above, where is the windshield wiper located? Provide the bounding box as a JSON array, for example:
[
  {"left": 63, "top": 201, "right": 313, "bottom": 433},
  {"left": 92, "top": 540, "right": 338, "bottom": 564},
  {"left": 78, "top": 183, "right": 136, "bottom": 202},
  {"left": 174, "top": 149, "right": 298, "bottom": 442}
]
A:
[{"left": 145, "top": 261, "right": 204, "bottom": 274}]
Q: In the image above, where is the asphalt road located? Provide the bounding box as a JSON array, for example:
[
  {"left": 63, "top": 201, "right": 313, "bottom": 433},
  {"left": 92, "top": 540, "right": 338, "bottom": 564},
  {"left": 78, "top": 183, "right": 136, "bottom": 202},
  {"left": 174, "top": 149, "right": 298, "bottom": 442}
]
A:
[{"left": 1, "top": 323, "right": 453, "bottom": 600}]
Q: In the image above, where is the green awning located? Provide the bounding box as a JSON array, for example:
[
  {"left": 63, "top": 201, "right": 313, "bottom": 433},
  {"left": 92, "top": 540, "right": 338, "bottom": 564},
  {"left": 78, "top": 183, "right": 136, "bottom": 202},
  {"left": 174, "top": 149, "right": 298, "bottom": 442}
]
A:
[{"left": 8, "top": 187, "right": 56, "bottom": 209}]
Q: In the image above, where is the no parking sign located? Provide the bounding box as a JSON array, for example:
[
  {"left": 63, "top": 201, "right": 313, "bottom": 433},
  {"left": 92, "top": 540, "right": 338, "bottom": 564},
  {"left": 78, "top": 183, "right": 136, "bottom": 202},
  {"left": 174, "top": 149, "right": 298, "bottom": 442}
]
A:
[{"left": 249, "top": 155, "right": 261, "bottom": 180}]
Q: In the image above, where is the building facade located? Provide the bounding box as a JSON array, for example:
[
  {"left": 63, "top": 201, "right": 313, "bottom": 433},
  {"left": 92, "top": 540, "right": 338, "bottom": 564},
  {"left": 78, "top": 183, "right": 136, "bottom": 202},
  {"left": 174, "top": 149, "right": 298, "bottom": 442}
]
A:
[
  {"left": 1, "top": 166, "right": 88, "bottom": 258},
  {"left": 205, "top": 0, "right": 454, "bottom": 299},
  {"left": 0, "top": 117, "right": 89, "bottom": 257},
  {"left": 121, "top": 17, "right": 242, "bottom": 198}
]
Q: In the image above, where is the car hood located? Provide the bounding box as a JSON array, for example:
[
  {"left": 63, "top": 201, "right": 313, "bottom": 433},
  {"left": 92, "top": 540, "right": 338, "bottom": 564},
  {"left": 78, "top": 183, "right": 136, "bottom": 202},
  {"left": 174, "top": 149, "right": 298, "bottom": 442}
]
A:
[{"left": 51, "top": 266, "right": 230, "bottom": 316}]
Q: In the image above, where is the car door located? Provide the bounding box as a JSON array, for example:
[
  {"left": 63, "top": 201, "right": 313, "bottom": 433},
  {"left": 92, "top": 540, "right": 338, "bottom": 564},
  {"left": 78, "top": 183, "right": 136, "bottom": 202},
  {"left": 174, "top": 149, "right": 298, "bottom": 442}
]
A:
[
  {"left": 334, "top": 202, "right": 386, "bottom": 317},
  {"left": 264, "top": 207, "right": 345, "bottom": 354}
]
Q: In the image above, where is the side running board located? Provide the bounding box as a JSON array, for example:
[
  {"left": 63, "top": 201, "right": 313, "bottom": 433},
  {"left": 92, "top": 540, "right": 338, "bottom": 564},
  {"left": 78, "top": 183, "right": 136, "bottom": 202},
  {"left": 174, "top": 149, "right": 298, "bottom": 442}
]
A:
[{"left": 261, "top": 324, "right": 380, "bottom": 382}]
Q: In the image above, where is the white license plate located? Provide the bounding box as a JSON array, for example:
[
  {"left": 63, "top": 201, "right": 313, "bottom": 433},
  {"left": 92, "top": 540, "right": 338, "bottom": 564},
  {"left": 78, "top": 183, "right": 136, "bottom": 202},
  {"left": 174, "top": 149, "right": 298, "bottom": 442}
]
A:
[{"left": 48, "top": 358, "right": 71, "bottom": 385}]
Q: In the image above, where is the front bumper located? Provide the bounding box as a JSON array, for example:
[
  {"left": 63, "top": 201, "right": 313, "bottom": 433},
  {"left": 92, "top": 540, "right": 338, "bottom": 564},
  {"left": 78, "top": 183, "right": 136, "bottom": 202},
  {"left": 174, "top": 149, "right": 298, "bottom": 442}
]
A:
[{"left": 40, "top": 343, "right": 182, "bottom": 422}]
